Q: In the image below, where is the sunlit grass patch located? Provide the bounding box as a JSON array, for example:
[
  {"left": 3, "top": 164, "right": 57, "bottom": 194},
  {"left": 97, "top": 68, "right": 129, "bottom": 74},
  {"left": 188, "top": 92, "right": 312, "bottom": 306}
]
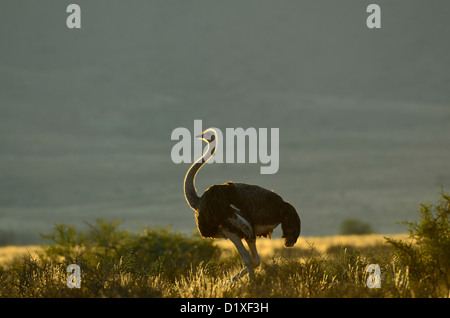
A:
[{"left": 0, "top": 191, "right": 448, "bottom": 298}]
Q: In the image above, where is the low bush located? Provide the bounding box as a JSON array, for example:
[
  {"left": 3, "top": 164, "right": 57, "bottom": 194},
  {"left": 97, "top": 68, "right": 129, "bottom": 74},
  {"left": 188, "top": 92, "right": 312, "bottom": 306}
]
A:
[
  {"left": 386, "top": 190, "right": 450, "bottom": 297},
  {"left": 339, "top": 219, "right": 375, "bottom": 235},
  {"left": 0, "top": 219, "right": 220, "bottom": 297}
]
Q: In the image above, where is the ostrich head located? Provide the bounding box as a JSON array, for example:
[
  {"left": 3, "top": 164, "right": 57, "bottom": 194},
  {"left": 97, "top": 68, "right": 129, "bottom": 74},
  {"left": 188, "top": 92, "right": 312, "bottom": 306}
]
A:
[
  {"left": 281, "top": 203, "right": 301, "bottom": 247},
  {"left": 195, "top": 128, "right": 217, "bottom": 161},
  {"left": 196, "top": 128, "right": 216, "bottom": 144}
]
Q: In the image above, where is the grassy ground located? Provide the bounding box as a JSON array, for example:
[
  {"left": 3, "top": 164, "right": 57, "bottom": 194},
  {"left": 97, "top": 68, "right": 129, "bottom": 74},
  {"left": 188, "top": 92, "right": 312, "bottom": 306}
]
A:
[
  {"left": 0, "top": 245, "right": 41, "bottom": 266},
  {"left": 0, "top": 232, "right": 425, "bottom": 298},
  {"left": 0, "top": 191, "right": 448, "bottom": 298},
  {"left": 0, "top": 234, "right": 408, "bottom": 267},
  {"left": 215, "top": 233, "right": 409, "bottom": 259}
]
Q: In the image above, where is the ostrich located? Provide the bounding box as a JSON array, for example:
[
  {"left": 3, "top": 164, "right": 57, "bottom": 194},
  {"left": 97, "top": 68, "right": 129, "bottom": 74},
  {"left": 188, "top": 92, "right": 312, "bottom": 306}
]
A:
[{"left": 184, "top": 128, "right": 301, "bottom": 281}]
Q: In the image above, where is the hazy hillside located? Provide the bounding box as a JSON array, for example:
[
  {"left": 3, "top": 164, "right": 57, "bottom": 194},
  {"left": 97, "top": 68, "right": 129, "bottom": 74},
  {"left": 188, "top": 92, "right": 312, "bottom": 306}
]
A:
[{"left": 1, "top": 0, "right": 449, "bottom": 243}]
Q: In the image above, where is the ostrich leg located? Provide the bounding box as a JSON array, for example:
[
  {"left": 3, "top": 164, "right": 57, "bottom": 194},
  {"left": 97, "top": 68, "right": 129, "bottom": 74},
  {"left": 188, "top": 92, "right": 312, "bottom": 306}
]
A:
[
  {"left": 232, "top": 240, "right": 261, "bottom": 281},
  {"left": 224, "top": 231, "right": 255, "bottom": 281},
  {"left": 246, "top": 240, "right": 261, "bottom": 270}
]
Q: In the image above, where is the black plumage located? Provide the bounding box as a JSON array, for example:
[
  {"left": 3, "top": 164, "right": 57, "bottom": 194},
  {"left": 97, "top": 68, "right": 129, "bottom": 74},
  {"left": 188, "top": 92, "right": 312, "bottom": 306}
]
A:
[{"left": 197, "top": 182, "right": 301, "bottom": 247}]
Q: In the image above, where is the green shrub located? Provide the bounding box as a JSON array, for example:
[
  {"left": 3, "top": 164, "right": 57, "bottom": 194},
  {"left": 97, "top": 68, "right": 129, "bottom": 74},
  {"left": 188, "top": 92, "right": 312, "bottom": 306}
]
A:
[
  {"left": 39, "top": 219, "right": 219, "bottom": 275},
  {"left": 339, "top": 219, "right": 375, "bottom": 235},
  {"left": 127, "top": 227, "right": 220, "bottom": 278},
  {"left": 385, "top": 190, "right": 450, "bottom": 297},
  {"left": 0, "top": 219, "right": 222, "bottom": 297}
]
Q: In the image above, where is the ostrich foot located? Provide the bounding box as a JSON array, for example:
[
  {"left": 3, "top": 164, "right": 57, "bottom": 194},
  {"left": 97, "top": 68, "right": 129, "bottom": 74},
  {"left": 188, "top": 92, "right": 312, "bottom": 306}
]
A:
[{"left": 231, "top": 267, "right": 255, "bottom": 282}]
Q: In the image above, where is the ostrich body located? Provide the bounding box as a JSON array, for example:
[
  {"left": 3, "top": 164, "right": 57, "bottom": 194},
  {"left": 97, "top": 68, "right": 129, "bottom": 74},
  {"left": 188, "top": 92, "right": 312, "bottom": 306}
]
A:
[{"left": 184, "top": 128, "right": 301, "bottom": 280}]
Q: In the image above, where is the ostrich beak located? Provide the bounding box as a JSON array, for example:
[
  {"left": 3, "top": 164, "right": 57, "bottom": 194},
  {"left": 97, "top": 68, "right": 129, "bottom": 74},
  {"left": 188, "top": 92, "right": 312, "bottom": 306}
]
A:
[{"left": 195, "top": 134, "right": 203, "bottom": 140}]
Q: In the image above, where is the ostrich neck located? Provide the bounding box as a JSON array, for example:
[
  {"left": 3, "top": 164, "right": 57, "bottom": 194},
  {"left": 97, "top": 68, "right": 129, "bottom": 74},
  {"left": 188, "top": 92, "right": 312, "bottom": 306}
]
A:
[
  {"left": 184, "top": 142, "right": 215, "bottom": 211},
  {"left": 183, "top": 161, "right": 204, "bottom": 211}
]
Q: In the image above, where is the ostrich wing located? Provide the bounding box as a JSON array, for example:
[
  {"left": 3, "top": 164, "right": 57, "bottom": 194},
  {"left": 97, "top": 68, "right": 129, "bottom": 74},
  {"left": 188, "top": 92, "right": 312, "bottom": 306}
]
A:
[{"left": 198, "top": 182, "right": 285, "bottom": 232}]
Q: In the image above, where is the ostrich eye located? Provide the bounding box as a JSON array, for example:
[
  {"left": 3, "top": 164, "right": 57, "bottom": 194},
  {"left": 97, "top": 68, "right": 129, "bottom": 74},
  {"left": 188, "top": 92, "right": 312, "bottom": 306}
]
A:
[{"left": 210, "top": 135, "right": 215, "bottom": 141}]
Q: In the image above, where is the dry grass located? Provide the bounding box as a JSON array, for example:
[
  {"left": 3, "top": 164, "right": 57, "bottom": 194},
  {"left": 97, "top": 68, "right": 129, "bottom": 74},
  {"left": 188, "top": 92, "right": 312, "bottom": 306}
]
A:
[
  {"left": 214, "top": 233, "right": 409, "bottom": 259},
  {"left": 2, "top": 191, "right": 448, "bottom": 298},
  {"left": 0, "top": 233, "right": 408, "bottom": 267},
  {"left": 0, "top": 245, "right": 42, "bottom": 267},
  {"left": 0, "top": 232, "right": 444, "bottom": 298}
]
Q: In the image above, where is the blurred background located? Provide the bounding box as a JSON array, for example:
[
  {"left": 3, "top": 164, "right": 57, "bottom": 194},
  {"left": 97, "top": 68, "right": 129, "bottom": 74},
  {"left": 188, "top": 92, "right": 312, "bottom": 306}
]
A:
[{"left": 0, "top": 0, "right": 449, "bottom": 244}]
